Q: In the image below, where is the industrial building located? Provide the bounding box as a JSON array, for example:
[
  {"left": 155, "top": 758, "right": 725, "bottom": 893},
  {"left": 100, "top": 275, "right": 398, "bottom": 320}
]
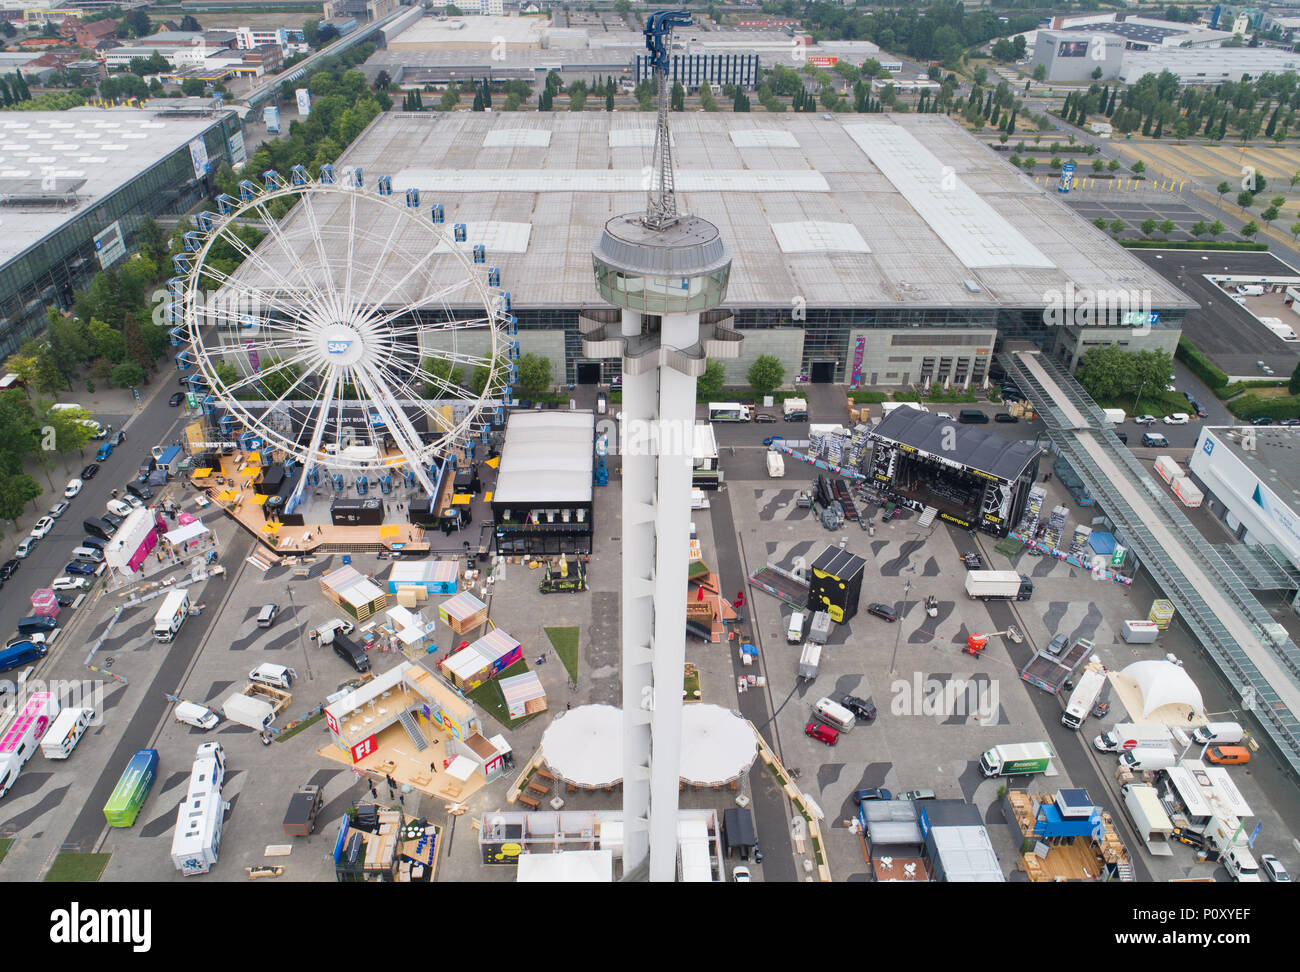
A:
[
  {"left": 1187, "top": 427, "right": 1300, "bottom": 597},
  {"left": 226, "top": 111, "right": 1187, "bottom": 388},
  {"left": 0, "top": 106, "right": 243, "bottom": 358},
  {"left": 490, "top": 409, "right": 595, "bottom": 556}
]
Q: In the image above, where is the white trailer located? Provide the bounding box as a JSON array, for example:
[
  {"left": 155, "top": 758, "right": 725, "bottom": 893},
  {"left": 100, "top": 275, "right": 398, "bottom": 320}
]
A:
[
  {"left": 154, "top": 589, "right": 191, "bottom": 643},
  {"left": 881, "top": 402, "right": 929, "bottom": 418},
  {"left": 170, "top": 742, "right": 228, "bottom": 876},
  {"left": 766, "top": 450, "right": 785, "bottom": 478},
  {"left": 1154, "top": 455, "right": 1183, "bottom": 485},
  {"left": 1093, "top": 722, "right": 1173, "bottom": 753},
  {"left": 1060, "top": 668, "right": 1107, "bottom": 730},
  {"left": 220, "top": 693, "right": 275, "bottom": 731},
  {"left": 1102, "top": 408, "right": 1125, "bottom": 426},
  {"left": 1122, "top": 783, "right": 1174, "bottom": 856},
  {"left": 1120, "top": 620, "right": 1159, "bottom": 644},
  {"left": 1172, "top": 476, "right": 1203, "bottom": 508},
  {"left": 797, "top": 642, "right": 821, "bottom": 681},
  {"left": 0, "top": 692, "right": 59, "bottom": 797},
  {"left": 40, "top": 707, "right": 94, "bottom": 760}
]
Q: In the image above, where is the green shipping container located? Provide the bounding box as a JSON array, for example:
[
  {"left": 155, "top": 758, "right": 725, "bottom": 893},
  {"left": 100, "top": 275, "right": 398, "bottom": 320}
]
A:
[{"left": 103, "top": 749, "right": 159, "bottom": 828}]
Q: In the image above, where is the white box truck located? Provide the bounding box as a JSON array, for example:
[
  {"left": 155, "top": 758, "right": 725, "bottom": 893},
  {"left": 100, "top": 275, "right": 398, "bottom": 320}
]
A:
[
  {"left": 708, "top": 403, "right": 752, "bottom": 422},
  {"left": 221, "top": 693, "right": 275, "bottom": 732},
  {"left": 1060, "top": 668, "right": 1107, "bottom": 730},
  {"left": 797, "top": 642, "right": 821, "bottom": 681},
  {"left": 40, "top": 707, "right": 94, "bottom": 760},
  {"left": 1121, "top": 783, "right": 1174, "bottom": 857},
  {"left": 766, "top": 450, "right": 785, "bottom": 478},
  {"left": 964, "top": 570, "right": 1033, "bottom": 601},
  {"left": 1172, "top": 476, "right": 1203, "bottom": 508},
  {"left": 154, "top": 589, "right": 191, "bottom": 643},
  {"left": 782, "top": 397, "right": 808, "bottom": 421},
  {"left": 1118, "top": 744, "right": 1177, "bottom": 772},
  {"left": 1094, "top": 722, "right": 1172, "bottom": 753},
  {"left": 170, "top": 741, "right": 228, "bottom": 876},
  {"left": 979, "top": 742, "right": 1054, "bottom": 777},
  {"left": 1102, "top": 408, "right": 1126, "bottom": 426},
  {"left": 0, "top": 692, "right": 59, "bottom": 796},
  {"left": 1120, "top": 620, "right": 1159, "bottom": 644}
]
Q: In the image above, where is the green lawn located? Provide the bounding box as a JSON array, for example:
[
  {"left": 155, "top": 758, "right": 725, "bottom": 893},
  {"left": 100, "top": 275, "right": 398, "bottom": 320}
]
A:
[
  {"left": 684, "top": 669, "right": 701, "bottom": 701},
  {"left": 545, "top": 626, "right": 580, "bottom": 685},
  {"left": 275, "top": 710, "right": 325, "bottom": 743},
  {"left": 44, "top": 853, "right": 110, "bottom": 882},
  {"left": 0, "top": 838, "right": 11, "bottom": 865},
  {"left": 466, "top": 659, "right": 540, "bottom": 731}
]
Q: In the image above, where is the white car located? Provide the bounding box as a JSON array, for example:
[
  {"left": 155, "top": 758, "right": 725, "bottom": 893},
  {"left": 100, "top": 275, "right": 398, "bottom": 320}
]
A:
[
  {"left": 51, "top": 575, "right": 91, "bottom": 591},
  {"left": 64, "top": 478, "right": 83, "bottom": 498},
  {"left": 30, "top": 516, "right": 55, "bottom": 539},
  {"left": 15, "top": 537, "right": 35, "bottom": 558},
  {"left": 49, "top": 501, "right": 70, "bottom": 518},
  {"left": 733, "top": 866, "right": 751, "bottom": 882},
  {"left": 123, "top": 493, "right": 143, "bottom": 509},
  {"left": 1163, "top": 413, "right": 1190, "bottom": 425},
  {"left": 1166, "top": 382, "right": 1177, "bottom": 392},
  {"left": 106, "top": 498, "right": 132, "bottom": 517},
  {"left": 1133, "top": 415, "right": 1157, "bottom": 425}
]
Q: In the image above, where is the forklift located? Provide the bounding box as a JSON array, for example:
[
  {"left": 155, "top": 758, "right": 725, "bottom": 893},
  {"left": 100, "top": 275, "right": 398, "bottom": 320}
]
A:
[{"left": 538, "top": 553, "right": 588, "bottom": 594}]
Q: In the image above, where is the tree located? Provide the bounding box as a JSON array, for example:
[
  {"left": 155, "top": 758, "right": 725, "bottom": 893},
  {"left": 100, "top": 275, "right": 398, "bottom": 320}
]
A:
[
  {"left": 1131, "top": 160, "right": 1145, "bottom": 174},
  {"left": 1107, "top": 159, "right": 1120, "bottom": 171},
  {"left": 614, "top": 0, "right": 631, "bottom": 12},
  {"left": 699, "top": 82, "right": 717, "bottom": 112},
  {"left": 1209, "top": 219, "right": 1225, "bottom": 237},
  {"left": 1092, "top": 66, "right": 1103, "bottom": 81},
  {"left": 1237, "top": 190, "right": 1255, "bottom": 208},
  {"left": 1141, "top": 217, "right": 1157, "bottom": 237},
  {"left": 30, "top": 401, "right": 92, "bottom": 487},
  {"left": 606, "top": 88, "right": 615, "bottom": 111},
  {"left": 1092, "top": 158, "right": 1105, "bottom": 173},
  {"left": 179, "top": 15, "right": 202, "bottom": 32},
  {"left": 1158, "top": 219, "right": 1175, "bottom": 236},
  {"left": 1032, "top": 64, "right": 1046, "bottom": 82},
  {"left": 1093, "top": 217, "right": 1108, "bottom": 230},
  {"left": 1109, "top": 218, "right": 1126, "bottom": 236},
  {"left": 46, "top": 313, "right": 91, "bottom": 387},
  {"left": 1291, "top": 221, "right": 1300, "bottom": 241},
  {"left": 110, "top": 361, "right": 146, "bottom": 389},
  {"left": 1290, "top": 359, "right": 1300, "bottom": 396},
  {"left": 181, "top": 78, "right": 205, "bottom": 98},
  {"left": 697, "top": 359, "right": 726, "bottom": 401},
  {"left": 1240, "top": 220, "right": 1259, "bottom": 238},
  {"left": 1076, "top": 345, "right": 1137, "bottom": 401},
  {"left": 1217, "top": 180, "right": 1231, "bottom": 201},
  {"left": 1261, "top": 206, "right": 1280, "bottom": 226},
  {"left": 671, "top": 81, "right": 684, "bottom": 112},
  {"left": 119, "top": 8, "right": 151, "bottom": 39},
  {"left": 746, "top": 355, "right": 784, "bottom": 396},
  {"left": 1190, "top": 220, "right": 1208, "bottom": 237},
  {"left": 440, "top": 83, "right": 461, "bottom": 111},
  {"left": 88, "top": 318, "right": 126, "bottom": 363},
  {"left": 0, "top": 470, "right": 40, "bottom": 528},
  {"left": 516, "top": 354, "right": 552, "bottom": 399}
]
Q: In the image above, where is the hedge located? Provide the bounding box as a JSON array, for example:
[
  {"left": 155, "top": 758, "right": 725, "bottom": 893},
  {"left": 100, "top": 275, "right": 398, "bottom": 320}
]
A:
[
  {"left": 1218, "top": 379, "right": 1286, "bottom": 399},
  {"left": 849, "top": 390, "right": 888, "bottom": 403},
  {"left": 1176, "top": 337, "right": 1228, "bottom": 390},
  {"left": 1120, "top": 240, "right": 1269, "bottom": 251},
  {"left": 924, "top": 389, "right": 980, "bottom": 403},
  {"left": 1228, "top": 393, "right": 1300, "bottom": 420}
]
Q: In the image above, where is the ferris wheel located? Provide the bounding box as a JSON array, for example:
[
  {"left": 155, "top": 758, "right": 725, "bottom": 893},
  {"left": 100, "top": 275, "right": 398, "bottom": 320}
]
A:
[{"left": 173, "top": 166, "right": 512, "bottom": 498}]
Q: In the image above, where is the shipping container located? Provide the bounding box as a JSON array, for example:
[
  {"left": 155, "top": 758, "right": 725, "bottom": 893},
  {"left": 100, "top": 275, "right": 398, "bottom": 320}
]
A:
[{"left": 104, "top": 749, "right": 159, "bottom": 827}]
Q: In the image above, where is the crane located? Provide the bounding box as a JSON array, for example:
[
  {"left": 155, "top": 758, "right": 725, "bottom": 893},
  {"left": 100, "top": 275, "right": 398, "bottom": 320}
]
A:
[
  {"left": 965, "top": 626, "right": 1023, "bottom": 657},
  {"left": 641, "top": 10, "right": 692, "bottom": 231}
]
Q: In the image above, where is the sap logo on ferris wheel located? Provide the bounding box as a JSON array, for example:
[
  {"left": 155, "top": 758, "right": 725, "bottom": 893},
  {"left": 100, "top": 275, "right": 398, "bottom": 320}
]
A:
[{"left": 327, "top": 340, "right": 353, "bottom": 355}]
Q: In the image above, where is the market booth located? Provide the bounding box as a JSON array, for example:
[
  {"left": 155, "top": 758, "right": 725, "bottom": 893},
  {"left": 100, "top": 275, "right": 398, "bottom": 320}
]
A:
[
  {"left": 439, "top": 628, "right": 523, "bottom": 691},
  {"left": 320, "top": 661, "right": 497, "bottom": 800},
  {"left": 438, "top": 591, "right": 488, "bottom": 637},
  {"left": 321, "top": 565, "right": 389, "bottom": 621},
  {"left": 498, "top": 671, "right": 548, "bottom": 720},
  {"left": 387, "top": 560, "right": 459, "bottom": 598}
]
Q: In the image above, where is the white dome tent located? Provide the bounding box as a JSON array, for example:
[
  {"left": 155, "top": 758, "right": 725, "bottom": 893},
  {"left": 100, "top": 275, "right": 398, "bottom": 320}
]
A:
[{"left": 1119, "top": 659, "right": 1205, "bottom": 721}]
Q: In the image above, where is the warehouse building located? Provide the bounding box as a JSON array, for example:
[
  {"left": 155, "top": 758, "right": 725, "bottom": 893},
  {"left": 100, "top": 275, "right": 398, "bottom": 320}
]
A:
[
  {"left": 491, "top": 409, "right": 595, "bottom": 556},
  {"left": 0, "top": 106, "right": 243, "bottom": 358},
  {"left": 220, "top": 112, "right": 1191, "bottom": 388}
]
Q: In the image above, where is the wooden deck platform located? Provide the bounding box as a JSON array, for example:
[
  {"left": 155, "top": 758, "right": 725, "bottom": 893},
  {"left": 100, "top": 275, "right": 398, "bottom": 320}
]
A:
[{"left": 1008, "top": 791, "right": 1129, "bottom": 882}]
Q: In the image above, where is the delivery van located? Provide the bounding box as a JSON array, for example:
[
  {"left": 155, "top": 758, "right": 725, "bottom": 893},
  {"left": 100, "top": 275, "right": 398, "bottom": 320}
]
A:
[
  {"left": 40, "top": 707, "right": 94, "bottom": 759},
  {"left": 786, "top": 611, "right": 805, "bottom": 644},
  {"left": 0, "top": 640, "right": 47, "bottom": 672},
  {"left": 813, "top": 697, "right": 856, "bottom": 732},
  {"left": 314, "top": 618, "right": 355, "bottom": 644},
  {"left": 71, "top": 546, "right": 104, "bottom": 564},
  {"left": 174, "top": 701, "right": 219, "bottom": 730},
  {"left": 16, "top": 616, "right": 57, "bottom": 636},
  {"left": 1118, "top": 747, "right": 1177, "bottom": 772},
  {"left": 83, "top": 517, "right": 115, "bottom": 541},
  {"left": 249, "top": 663, "right": 296, "bottom": 690},
  {"left": 1206, "top": 745, "right": 1251, "bottom": 765},
  {"left": 332, "top": 631, "right": 370, "bottom": 673},
  {"left": 1193, "top": 721, "right": 1244, "bottom": 745},
  {"left": 1236, "top": 284, "right": 1266, "bottom": 297}
]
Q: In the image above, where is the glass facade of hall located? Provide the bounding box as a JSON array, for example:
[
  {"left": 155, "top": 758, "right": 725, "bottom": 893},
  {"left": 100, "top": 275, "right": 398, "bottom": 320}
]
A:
[
  {"left": 633, "top": 53, "right": 761, "bottom": 89},
  {"left": 0, "top": 113, "right": 239, "bottom": 359},
  {"left": 517, "top": 304, "right": 1189, "bottom": 385}
]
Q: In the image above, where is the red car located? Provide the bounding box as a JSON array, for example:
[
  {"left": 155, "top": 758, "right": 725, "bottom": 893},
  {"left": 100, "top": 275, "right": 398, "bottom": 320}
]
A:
[{"left": 805, "top": 721, "right": 839, "bottom": 745}]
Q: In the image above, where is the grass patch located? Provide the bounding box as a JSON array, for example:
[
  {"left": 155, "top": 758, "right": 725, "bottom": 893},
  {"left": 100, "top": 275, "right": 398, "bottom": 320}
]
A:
[
  {"left": 466, "top": 659, "right": 540, "bottom": 730},
  {"left": 44, "top": 853, "right": 110, "bottom": 883},
  {"left": 545, "top": 626, "right": 580, "bottom": 684},
  {"left": 0, "top": 838, "right": 11, "bottom": 864},
  {"left": 848, "top": 390, "right": 888, "bottom": 404},
  {"left": 923, "top": 389, "right": 979, "bottom": 404},
  {"left": 275, "top": 710, "right": 325, "bottom": 743},
  {"left": 684, "top": 669, "right": 701, "bottom": 700}
]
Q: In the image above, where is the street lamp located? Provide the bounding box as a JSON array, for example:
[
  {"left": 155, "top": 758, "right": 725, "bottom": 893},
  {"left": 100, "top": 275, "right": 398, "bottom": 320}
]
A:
[
  {"left": 285, "top": 582, "right": 313, "bottom": 681},
  {"left": 889, "top": 578, "right": 912, "bottom": 675}
]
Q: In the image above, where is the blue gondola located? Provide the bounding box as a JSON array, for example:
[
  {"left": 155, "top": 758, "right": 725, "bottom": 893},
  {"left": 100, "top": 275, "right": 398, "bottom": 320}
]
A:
[
  {"left": 453, "top": 223, "right": 467, "bottom": 242},
  {"left": 488, "top": 267, "right": 500, "bottom": 287},
  {"left": 290, "top": 165, "right": 310, "bottom": 186},
  {"left": 405, "top": 188, "right": 420, "bottom": 207},
  {"left": 237, "top": 180, "right": 259, "bottom": 202},
  {"left": 377, "top": 176, "right": 392, "bottom": 195},
  {"left": 215, "top": 194, "right": 238, "bottom": 215},
  {"left": 431, "top": 204, "right": 444, "bottom": 223},
  {"left": 355, "top": 476, "right": 368, "bottom": 495},
  {"left": 319, "top": 164, "right": 335, "bottom": 184},
  {"left": 472, "top": 244, "right": 485, "bottom": 264},
  {"left": 379, "top": 474, "right": 392, "bottom": 494}
]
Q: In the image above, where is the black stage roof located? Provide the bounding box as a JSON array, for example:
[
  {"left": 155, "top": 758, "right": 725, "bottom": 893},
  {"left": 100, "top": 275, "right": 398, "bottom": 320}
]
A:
[{"left": 870, "top": 408, "right": 1041, "bottom": 483}]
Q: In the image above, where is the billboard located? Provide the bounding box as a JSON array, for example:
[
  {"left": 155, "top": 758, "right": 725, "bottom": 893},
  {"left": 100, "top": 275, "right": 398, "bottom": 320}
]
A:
[
  {"left": 229, "top": 129, "right": 247, "bottom": 168},
  {"left": 1058, "top": 160, "right": 1075, "bottom": 194},
  {"left": 295, "top": 88, "right": 312, "bottom": 115},
  {"left": 807, "top": 55, "right": 839, "bottom": 67},
  {"left": 263, "top": 106, "right": 281, "bottom": 134},
  {"left": 93, "top": 221, "right": 126, "bottom": 269},
  {"left": 188, "top": 137, "right": 210, "bottom": 180}
]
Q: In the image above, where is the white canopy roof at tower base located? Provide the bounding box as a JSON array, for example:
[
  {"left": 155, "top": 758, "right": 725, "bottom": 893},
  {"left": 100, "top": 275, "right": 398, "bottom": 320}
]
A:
[
  {"left": 540, "top": 703, "right": 757, "bottom": 787},
  {"left": 1120, "top": 659, "right": 1206, "bottom": 719},
  {"left": 222, "top": 113, "right": 1192, "bottom": 313}
]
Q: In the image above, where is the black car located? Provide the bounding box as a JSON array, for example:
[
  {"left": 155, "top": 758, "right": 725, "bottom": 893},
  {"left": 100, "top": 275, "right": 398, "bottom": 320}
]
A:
[
  {"left": 81, "top": 463, "right": 100, "bottom": 479},
  {"left": 866, "top": 602, "right": 898, "bottom": 622},
  {"left": 53, "top": 591, "right": 76, "bottom": 607},
  {"left": 852, "top": 788, "right": 892, "bottom": 804},
  {"left": 169, "top": 392, "right": 186, "bottom": 407},
  {"left": 994, "top": 412, "right": 1019, "bottom": 423},
  {"left": 754, "top": 413, "right": 777, "bottom": 423},
  {"left": 101, "top": 512, "right": 124, "bottom": 529},
  {"left": 1252, "top": 416, "right": 1274, "bottom": 426},
  {"left": 0, "top": 559, "right": 17, "bottom": 581},
  {"left": 840, "top": 694, "right": 877, "bottom": 722}
]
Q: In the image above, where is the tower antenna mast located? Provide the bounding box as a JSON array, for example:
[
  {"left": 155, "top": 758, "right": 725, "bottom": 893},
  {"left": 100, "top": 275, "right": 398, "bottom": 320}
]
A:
[{"left": 642, "top": 10, "right": 692, "bottom": 230}]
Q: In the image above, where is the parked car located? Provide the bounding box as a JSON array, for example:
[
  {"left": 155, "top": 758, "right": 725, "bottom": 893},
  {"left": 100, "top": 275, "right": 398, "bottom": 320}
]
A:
[
  {"left": 95, "top": 441, "right": 114, "bottom": 461},
  {"left": 1142, "top": 432, "right": 1169, "bottom": 448},
  {"left": 30, "top": 516, "right": 55, "bottom": 539},
  {"left": 101, "top": 512, "right": 124, "bottom": 529},
  {"left": 732, "top": 866, "right": 751, "bottom": 882},
  {"left": 805, "top": 721, "right": 839, "bottom": 746},
  {"left": 840, "top": 695, "right": 876, "bottom": 722},
  {"left": 1133, "top": 415, "right": 1156, "bottom": 425},
  {"left": 994, "top": 412, "right": 1018, "bottom": 423},
  {"left": 169, "top": 392, "right": 186, "bottom": 407},
  {"left": 53, "top": 591, "right": 76, "bottom": 607},
  {"left": 64, "top": 478, "right": 83, "bottom": 498},
  {"left": 898, "top": 788, "right": 937, "bottom": 801},
  {"left": 1162, "top": 413, "right": 1189, "bottom": 425},
  {"left": 80, "top": 463, "right": 99, "bottom": 480},
  {"left": 852, "top": 788, "right": 892, "bottom": 804},
  {"left": 1279, "top": 418, "right": 1300, "bottom": 427},
  {"left": 51, "top": 576, "right": 90, "bottom": 591},
  {"left": 64, "top": 561, "right": 97, "bottom": 576},
  {"left": 0, "top": 559, "right": 17, "bottom": 581},
  {"left": 49, "top": 501, "right": 69, "bottom": 519},
  {"left": 1260, "top": 854, "right": 1291, "bottom": 883},
  {"left": 754, "top": 412, "right": 777, "bottom": 423},
  {"left": 866, "top": 602, "right": 898, "bottom": 622},
  {"left": 1046, "top": 633, "right": 1068, "bottom": 656},
  {"left": 1252, "top": 416, "right": 1273, "bottom": 426},
  {"left": 15, "top": 537, "right": 36, "bottom": 559}
]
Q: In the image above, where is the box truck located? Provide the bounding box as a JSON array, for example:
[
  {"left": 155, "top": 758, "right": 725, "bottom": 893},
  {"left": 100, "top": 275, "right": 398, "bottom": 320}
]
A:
[
  {"left": 40, "top": 706, "right": 94, "bottom": 760},
  {"left": 979, "top": 742, "right": 1054, "bottom": 777},
  {"left": 766, "top": 450, "right": 785, "bottom": 478},
  {"left": 221, "top": 692, "right": 275, "bottom": 732},
  {"left": 1118, "top": 745, "right": 1177, "bottom": 772},
  {"left": 782, "top": 397, "right": 808, "bottom": 422},
  {"left": 1192, "top": 721, "right": 1244, "bottom": 745},
  {"left": 1172, "top": 476, "right": 1203, "bottom": 508},
  {"left": 964, "top": 570, "right": 1033, "bottom": 601},
  {"left": 1060, "top": 668, "right": 1108, "bottom": 730},
  {"left": 1120, "top": 619, "right": 1159, "bottom": 644},
  {"left": 1094, "top": 722, "right": 1173, "bottom": 753},
  {"left": 170, "top": 742, "right": 228, "bottom": 876},
  {"left": 104, "top": 749, "right": 159, "bottom": 827},
  {"left": 0, "top": 692, "right": 59, "bottom": 797},
  {"left": 708, "top": 403, "right": 752, "bottom": 422},
  {"left": 282, "top": 784, "right": 324, "bottom": 837},
  {"left": 1121, "top": 783, "right": 1174, "bottom": 856},
  {"left": 1154, "top": 455, "right": 1183, "bottom": 485},
  {"left": 1102, "top": 408, "right": 1126, "bottom": 426},
  {"left": 154, "top": 588, "right": 191, "bottom": 643}
]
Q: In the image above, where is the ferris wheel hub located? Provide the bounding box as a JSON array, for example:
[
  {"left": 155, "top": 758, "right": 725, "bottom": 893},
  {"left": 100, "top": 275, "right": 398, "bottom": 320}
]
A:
[{"left": 318, "top": 322, "right": 371, "bottom": 367}]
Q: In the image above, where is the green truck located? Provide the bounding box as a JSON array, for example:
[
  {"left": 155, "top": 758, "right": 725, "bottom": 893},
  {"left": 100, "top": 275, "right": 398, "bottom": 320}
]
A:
[
  {"left": 103, "top": 749, "right": 159, "bottom": 827},
  {"left": 979, "top": 742, "right": 1054, "bottom": 778}
]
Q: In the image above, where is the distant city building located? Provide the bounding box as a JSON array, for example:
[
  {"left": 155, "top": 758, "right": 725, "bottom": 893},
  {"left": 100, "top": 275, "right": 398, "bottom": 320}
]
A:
[
  {"left": 322, "top": 0, "right": 395, "bottom": 24},
  {"left": 633, "top": 52, "right": 759, "bottom": 89}
]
